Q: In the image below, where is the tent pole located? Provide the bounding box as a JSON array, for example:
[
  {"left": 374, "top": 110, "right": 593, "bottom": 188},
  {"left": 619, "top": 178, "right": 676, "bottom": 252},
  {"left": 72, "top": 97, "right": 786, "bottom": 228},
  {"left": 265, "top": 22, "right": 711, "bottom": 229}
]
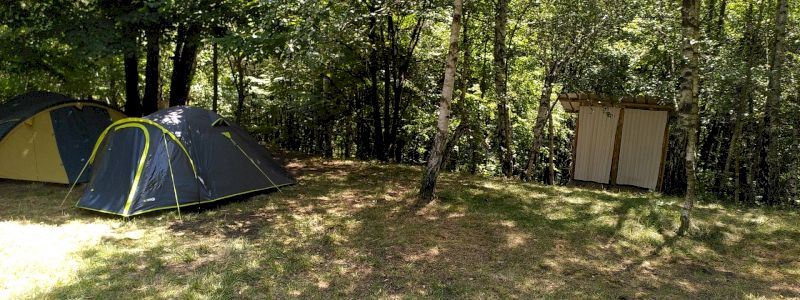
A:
[
  {"left": 60, "top": 159, "right": 91, "bottom": 207},
  {"left": 225, "top": 133, "right": 282, "bottom": 193},
  {"left": 163, "top": 133, "right": 182, "bottom": 220}
]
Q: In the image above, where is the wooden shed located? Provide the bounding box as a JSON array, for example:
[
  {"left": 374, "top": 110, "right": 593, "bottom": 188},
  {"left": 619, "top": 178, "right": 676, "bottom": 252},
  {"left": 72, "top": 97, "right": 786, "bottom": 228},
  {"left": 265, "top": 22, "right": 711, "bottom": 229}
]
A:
[{"left": 560, "top": 93, "right": 673, "bottom": 191}]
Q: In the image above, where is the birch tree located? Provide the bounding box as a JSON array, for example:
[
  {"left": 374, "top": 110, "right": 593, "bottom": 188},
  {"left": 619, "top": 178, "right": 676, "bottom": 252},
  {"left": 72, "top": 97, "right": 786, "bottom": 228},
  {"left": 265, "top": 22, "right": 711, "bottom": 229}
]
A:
[
  {"left": 677, "top": 0, "right": 701, "bottom": 236},
  {"left": 417, "top": 0, "right": 463, "bottom": 206}
]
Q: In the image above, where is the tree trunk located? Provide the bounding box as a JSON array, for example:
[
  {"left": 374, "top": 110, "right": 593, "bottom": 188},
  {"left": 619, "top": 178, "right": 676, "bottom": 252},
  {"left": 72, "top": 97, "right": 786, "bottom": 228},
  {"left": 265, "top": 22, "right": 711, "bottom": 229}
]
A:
[
  {"left": 442, "top": 121, "right": 468, "bottom": 171},
  {"left": 229, "top": 54, "right": 248, "bottom": 123},
  {"left": 169, "top": 24, "right": 202, "bottom": 107},
  {"left": 716, "top": 0, "right": 727, "bottom": 39},
  {"left": 122, "top": 31, "right": 141, "bottom": 117},
  {"left": 761, "top": 0, "right": 788, "bottom": 204},
  {"left": 704, "top": 0, "right": 716, "bottom": 34},
  {"left": 522, "top": 75, "right": 555, "bottom": 180},
  {"left": 142, "top": 27, "right": 160, "bottom": 115},
  {"left": 212, "top": 42, "right": 219, "bottom": 113},
  {"left": 677, "top": 0, "right": 701, "bottom": 237},
  {"left": 723, "top": 2, "right": 755, "bottom": 196},
  {"left": 367, "top": 4, "right": 386, "bottom": 162},
  {"left": 383, "top": 13, "right": 395, "bottom": 153},
  {"left": 388, "top": 19, "right": 424, "bottom": 162},
  {"left": 417, "top": 0, "right": 462, "bottom": 206},
  {"left": 548, "top": 111, "right": 555, "bottom": 185},
  {"left": 107, "top": 63, "right": 118, "bottom": 107},
  {"left": 494, "top": 0, "right": 512, "bottom": 177}
]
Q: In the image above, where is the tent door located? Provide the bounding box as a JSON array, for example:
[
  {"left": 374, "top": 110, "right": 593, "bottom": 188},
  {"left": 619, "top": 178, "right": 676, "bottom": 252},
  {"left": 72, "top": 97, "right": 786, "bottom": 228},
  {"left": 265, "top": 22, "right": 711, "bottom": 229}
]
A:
[{"left": 79, "top": 124, "right": 149, "bottom": 215}]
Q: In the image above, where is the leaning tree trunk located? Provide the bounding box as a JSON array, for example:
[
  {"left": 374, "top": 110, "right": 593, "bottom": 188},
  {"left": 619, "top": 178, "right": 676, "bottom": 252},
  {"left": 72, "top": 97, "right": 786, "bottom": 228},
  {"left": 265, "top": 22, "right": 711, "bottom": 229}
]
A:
[
  {"left": 494, "top": 0, "right": 512, "bottom": 177},
  {"left": 677, "top": 0, "right": 701, "bottom": 237},
  {"left": 122, "top": 29, "right": 141, "bottom": 117},
  {"left": 417, "top": 0, "right": 463, "bottom": 206},
  {"left": 169, "top": 24, "right": 202, "bottom": 107},
  {"left": 522, "top": 74, "right": 555, "bottom": 181},
  {"left": 761, "top": 0, "right": 788, "bottom": 204},
  {"left": 142, "top": 27, "right": 160, "bottom": 115}
]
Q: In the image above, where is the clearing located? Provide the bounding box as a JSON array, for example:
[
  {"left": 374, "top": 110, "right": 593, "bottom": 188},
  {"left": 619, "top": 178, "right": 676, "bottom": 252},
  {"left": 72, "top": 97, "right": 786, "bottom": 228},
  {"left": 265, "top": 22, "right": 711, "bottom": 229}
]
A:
[{"left": 1, "top": 158, "right": 798, "bottom": 299}]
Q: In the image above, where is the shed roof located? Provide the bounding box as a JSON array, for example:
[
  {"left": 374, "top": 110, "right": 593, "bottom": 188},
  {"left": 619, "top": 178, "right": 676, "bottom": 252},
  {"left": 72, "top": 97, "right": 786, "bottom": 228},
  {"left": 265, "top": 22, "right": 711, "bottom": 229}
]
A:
[{"left": 558, "top": 92, "right": 673, "bottom": 113}]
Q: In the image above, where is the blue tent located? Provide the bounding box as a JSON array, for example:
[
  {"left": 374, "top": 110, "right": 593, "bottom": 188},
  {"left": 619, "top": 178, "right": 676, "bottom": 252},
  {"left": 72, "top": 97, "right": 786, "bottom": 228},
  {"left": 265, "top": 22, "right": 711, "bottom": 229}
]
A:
[{"left": 77, "top": 106, "right": 295, "bottom": 216}]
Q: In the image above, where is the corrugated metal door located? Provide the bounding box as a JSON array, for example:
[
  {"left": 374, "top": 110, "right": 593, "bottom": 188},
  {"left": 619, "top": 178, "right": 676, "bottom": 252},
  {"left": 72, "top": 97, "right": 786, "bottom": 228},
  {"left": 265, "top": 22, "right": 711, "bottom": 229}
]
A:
[
  {"left": 616, "top": 109, "right": 668, "bottom": 189},
  {"left": 574, "top": 106, "right": 620, "bottom": 184}
]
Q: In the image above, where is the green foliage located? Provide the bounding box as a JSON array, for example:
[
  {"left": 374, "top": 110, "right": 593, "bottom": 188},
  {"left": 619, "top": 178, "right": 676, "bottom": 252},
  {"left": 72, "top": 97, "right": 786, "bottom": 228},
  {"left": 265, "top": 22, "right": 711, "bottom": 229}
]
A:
[{"left": 0, "top": 0, "right": 798, "bottom": 204}]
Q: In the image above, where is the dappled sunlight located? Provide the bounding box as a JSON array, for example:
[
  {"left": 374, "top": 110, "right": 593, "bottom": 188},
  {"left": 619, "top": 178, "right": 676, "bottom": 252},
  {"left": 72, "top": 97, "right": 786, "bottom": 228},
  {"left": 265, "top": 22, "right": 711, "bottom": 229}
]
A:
[
  {"left": 1, "top": 159, "right": 799, "bottom": 298},
  {"left": 0, "top": 221, "right": 113, "bottom": 299},
  {"left": 402, "top": 246, "right": 441, "bottom": 263},
  {"left": 503, "top": 232, "right": 529, "bottom": 248}
]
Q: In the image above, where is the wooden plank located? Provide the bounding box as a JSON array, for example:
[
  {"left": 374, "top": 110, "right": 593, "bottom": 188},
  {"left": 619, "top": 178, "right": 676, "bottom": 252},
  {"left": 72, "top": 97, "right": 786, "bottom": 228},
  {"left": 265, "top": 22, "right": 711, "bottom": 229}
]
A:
[
  {"left": 656, "top": 118, "right": 671, "bottom": 192},
  {"left": 609, "top": 108, "right": 626, "bottom": 185},
  {"left": 620, "top": 102, "right": 674, "bottom": 111}
]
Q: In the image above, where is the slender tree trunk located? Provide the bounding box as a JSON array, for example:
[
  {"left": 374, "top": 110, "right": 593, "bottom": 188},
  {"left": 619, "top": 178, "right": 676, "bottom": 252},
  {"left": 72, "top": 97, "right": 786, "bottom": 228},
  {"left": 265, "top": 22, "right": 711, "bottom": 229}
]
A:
[
  {"left": 229, "top": 54, "right": 248, "bottom": 123},
  {"left": 494, "top": 0, "right": 512, "bottom": 177},
  {"left": 522, "top": 75, "right": 555, "bottom": 180},
  {"left": 548, "top": 111, "right": 555, "bottom": 185},
  {"left": 169, "top": 24, "right": 202, "bottom": 106},
  {"left": 107, "top": 63, "right": 118, "bottom": 107},
  {"left": 123, "top": 31, "right": 141, "bottom": 117},
  {"left": 716, "top": 0, "right": 727, "bottom": 39},
  {"left": 212, "top": 42, "right": 219, "bottom": 113},
  {"left": 724, "top": 2, "right": 755, "bottom": 195},
  {"left": 367, "top": 4, "right": 386, "bottom": 161},
  {"left": 441, "top": 11, "right": 471, "bottom": 173},
  {"left": 677, "top": 0, "right": 701, "bottom": 236},
  {"left": 442, "top": 122, "right": 468, "bottom": 171},
  {"left": 417, "top": 0, "right": 462, "bottom": 206},
  {"left": 761, "top": 0, "right": 788, "bottom": 204},
  {"left": 383, "top": 13, "right": 395, "bottom": 152},
  {"left": 388, "top": 18, "right": 424, "bottom": 162},
  {"left": 142, "top": 27, "right": 160, "bottom": 115},
  {"left": 704, "top": 0, "right": 717, "bottom": 34}
]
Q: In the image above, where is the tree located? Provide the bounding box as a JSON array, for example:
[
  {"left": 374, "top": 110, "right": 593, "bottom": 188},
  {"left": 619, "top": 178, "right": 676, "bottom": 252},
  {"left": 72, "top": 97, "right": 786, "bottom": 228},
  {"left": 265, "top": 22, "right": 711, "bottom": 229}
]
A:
[
  {"left": 417, "top": 0, "right": 463, "bottom": 206},
  {"left": 760, "top": 0, "right": 788, "bottom": 204},
  {"left": 168, "top": 23, "right": 202, "bottom": 106},
  {"left": 142, "top": 26, "right": 160, "bottom": 115},
  {"left": 677, "top": 0, "right": 701, "bottom": 236},
  {"left": 494, "top": 0, "right": 513, "bottom": 177},
  {"left": 366, "top": 1, "right": 386, "bottom": 161}
]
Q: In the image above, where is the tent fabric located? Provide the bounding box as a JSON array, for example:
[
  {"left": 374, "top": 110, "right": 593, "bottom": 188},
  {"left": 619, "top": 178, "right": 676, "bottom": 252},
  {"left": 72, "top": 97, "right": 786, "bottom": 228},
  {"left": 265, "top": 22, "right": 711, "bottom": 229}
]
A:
[
  {"left": 0, "top": 91, "right": 75, "bottom": 140},
  {"left": 0, "top": 91, "right": 125, "bottom": 184},
  {"left": 77, "top": 106, "right": 296, "bottom": 217}
]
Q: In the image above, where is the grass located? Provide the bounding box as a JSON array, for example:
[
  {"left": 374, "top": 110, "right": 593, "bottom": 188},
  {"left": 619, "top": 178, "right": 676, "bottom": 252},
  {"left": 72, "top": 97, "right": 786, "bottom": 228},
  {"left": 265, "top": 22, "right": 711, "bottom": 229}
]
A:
[{"left": 1, "top": 158, "right": 799, "bottom": 299}]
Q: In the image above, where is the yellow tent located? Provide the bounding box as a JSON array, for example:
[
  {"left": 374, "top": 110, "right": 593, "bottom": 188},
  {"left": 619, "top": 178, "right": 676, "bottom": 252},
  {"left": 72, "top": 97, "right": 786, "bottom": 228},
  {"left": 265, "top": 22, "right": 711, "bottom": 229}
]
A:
[{"left": 0, "top": 91, "right": 126, "bottom": 184}]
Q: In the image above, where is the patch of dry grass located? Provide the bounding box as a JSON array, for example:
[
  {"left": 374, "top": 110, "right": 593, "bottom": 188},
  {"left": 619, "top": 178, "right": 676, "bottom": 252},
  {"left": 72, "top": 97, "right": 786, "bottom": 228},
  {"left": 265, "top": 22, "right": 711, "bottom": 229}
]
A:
[{"left": 0, "top": 158, "right": 798, "bottom": 299}]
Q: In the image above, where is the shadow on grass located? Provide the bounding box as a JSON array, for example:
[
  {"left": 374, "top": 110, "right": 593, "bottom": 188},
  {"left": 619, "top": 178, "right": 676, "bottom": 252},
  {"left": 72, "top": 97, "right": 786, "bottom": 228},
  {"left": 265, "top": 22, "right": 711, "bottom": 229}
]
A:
[{"left": 9, "top": 159, "right": 800, "bottom": 298}]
